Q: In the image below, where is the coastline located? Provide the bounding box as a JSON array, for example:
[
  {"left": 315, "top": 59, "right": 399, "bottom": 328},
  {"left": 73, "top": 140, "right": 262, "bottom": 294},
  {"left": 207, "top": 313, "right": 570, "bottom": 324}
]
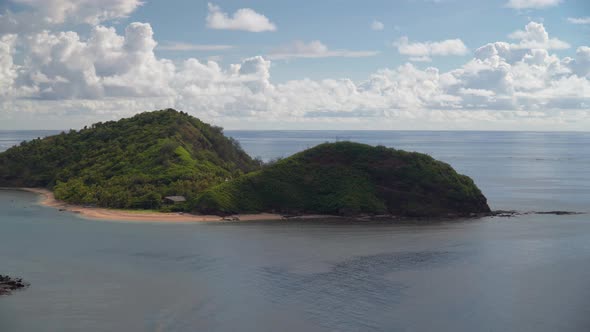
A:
[
  {"left": 3, "top": 188, "right": 583, "bottom": 225},
  {"left": 7, "top": 188, "right": 287, "bottom": 223}
]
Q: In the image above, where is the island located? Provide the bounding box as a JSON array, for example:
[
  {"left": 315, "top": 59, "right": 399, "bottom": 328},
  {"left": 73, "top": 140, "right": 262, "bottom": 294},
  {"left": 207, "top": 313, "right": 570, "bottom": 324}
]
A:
[
  {"left": 196, "top": 141, "right": 491, "bottom": 217},
  {"left": 0, "top": 109, "right": 259, "bottom": 211},
  {"left": 0, "top": 109, "right": 491, "bottom": 220}
]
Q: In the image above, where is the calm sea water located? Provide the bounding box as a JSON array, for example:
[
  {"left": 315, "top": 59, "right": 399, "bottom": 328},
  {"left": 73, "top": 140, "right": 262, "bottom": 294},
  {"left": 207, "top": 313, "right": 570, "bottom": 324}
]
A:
[{"left": 1, "top": 130, "right": 589, "bottom": 332}]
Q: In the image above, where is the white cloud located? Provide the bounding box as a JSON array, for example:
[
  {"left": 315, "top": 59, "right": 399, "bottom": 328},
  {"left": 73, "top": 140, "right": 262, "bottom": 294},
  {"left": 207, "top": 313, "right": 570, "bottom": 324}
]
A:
[
  {"left": 268, "top": 40, "right": 378, "bottom": 60},
  {"left": 474, "top": 22, "right": 570, "bottom": 64},
  {"left": 505, "top": 0, "right": 562, "bottom": 9},
  {"left": 0, "top": 34, "right": 18, "bottom": 96},
  {"left": 566, "top": 46, "right": 590, "bottom": 77},
  {"left": 206, "top": 3, "right": 276, "bottom": 32},
  {"left": 508, "top": 21, "right": 569, "bottom": 50},
  {"left": 0, "top": 0, "right": 143, "bottom": 35},
  {"left": 158, "top": 42, "right": 233, "bottom": 51},
  {"left": 459, "top": 88, "right": 496, "bottom": 97},
  {"left": 15, "top": 22, "right": 175, "bottom": 99},
  {"left": 394, "top": 36, "right": 469, "bottom": 60},
  {"left": 1, "top": 18, "right": 589, "bottom": 130},
  {"left": 567, "top": 17, "right": 590, "bottom": 25},
  {"left": 371, "top": 20, "right": 384, "bottom": 31}
]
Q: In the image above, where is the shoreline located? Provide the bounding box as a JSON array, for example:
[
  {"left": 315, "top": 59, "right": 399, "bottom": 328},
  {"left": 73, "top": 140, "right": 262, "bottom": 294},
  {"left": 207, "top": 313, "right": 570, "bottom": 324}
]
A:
[
  {"left": 3, "top": 188, "right": 582, "bottom": 224},
  {"left": 6, "top": 188, "right": 290, "bottom": 223}
]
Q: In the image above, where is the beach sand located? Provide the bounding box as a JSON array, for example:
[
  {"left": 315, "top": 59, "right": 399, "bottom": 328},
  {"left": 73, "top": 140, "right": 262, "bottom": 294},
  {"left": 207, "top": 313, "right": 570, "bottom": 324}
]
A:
[{"left": 12, "top": 188, "right": 286, "bottom": 223}]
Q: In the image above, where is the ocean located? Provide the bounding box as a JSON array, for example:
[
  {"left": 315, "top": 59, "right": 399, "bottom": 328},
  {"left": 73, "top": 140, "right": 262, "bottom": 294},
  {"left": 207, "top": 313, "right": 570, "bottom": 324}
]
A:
[{"left": 1, "top": 130, "right": 589, "bottom": 331}]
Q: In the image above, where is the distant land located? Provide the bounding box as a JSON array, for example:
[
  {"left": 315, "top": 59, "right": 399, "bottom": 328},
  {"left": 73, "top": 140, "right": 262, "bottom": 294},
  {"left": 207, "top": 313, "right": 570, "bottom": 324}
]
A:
[{"left": 0, "top": 109, "right": 490, "bottom": 219}]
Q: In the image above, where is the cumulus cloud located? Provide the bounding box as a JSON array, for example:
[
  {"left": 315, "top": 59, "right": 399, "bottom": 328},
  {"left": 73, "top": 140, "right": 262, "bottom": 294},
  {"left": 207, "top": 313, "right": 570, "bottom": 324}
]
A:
[
  {"left": 371, "top": 20, "right": 384, "bottom": 31},
  {"left": 1, "top": 18, "right": 589, "bottom": 130},
  {"left": 566, "top": 46, "right": 590, "bottom": 77},
  {"left": 567, "top": 17, "right": 590, "bottom": 24},
  {"left": 394, "top": 36, "right": 469, "bottom": 61},
  {"left": 206, "top": 3, "right": 276, "bottom": 32},
  {"left": 0, "top": 0, "right": 142, "bottom": 33},
  {"left": 508, "top": 22, "right": 569, "bottom": 50},
  {"left": 17, "top": 0, "right": 142, "bottom": 24},
  {"left": 505, "top": 0, "right": 562, "bottom": 9},
  {"left": 15, "top": 22, "right": 175, "bottom": 99},
  {"left": 268, "top": 40, "right": 378, "bottom": 60},
  {"left": 0, "top": 34, "right": 18, "bottom": 96},
  {"left": 473, "top": 22, "right": 570, "bottom": 66}
]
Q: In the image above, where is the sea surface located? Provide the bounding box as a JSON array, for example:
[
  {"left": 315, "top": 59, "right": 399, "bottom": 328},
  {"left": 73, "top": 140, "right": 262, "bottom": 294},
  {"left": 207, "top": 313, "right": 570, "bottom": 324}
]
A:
[{"left": 1, "top": 130, "right": 589, "bottom": 331}]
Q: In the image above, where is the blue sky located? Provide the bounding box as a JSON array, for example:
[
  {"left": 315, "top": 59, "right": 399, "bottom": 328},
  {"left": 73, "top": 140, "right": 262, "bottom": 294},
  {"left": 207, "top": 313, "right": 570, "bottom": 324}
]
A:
[
  {"left": 0, "top": 0, "right": 589, "bottom": 130},
  {"left": 135, "top": 0, "right": 590, "bottom": 80}
]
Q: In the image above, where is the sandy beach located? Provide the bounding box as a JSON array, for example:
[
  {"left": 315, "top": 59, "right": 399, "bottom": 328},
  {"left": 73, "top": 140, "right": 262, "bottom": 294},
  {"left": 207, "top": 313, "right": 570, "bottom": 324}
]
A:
[{"left": 10, "top": 188, "right": 286, "bottom": 222}]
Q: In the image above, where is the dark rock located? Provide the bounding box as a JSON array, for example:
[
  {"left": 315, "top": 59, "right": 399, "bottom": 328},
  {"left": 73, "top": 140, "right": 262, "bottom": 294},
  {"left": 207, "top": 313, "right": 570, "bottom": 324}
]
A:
[
  {"left": 0, "top": 275, "right": 29, "bottom": 296},
  {"left": 535, "top": 211, "right": 585, "bottom": 215},
  {"left": 490, "top": 210, "right": 585, "bottom": 218}
]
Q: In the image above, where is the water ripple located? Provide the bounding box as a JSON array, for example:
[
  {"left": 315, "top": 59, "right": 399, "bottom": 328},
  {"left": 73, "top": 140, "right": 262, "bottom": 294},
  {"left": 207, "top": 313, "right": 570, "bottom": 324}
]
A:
[{"left": 258, "top": 251, "right": 460, "bottom": 331}]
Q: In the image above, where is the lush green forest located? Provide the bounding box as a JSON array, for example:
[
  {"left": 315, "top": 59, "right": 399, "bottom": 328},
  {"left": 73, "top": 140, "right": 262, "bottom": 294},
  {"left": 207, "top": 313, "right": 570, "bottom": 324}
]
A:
[
  {"left": 195, "top": 142, "right": 490, "bottom": 217},
  {"left": 0, "top": 109, "right": 490, "bottom": 217},
  {"left": 0, "top": 109, "right": 259, "bottom": 209}
]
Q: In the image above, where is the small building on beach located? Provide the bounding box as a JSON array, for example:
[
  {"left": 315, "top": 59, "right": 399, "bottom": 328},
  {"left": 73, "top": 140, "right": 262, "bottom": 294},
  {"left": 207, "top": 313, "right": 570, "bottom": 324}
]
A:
[{"left": 163, "top": 196, "right": 187, "bottom": 204}]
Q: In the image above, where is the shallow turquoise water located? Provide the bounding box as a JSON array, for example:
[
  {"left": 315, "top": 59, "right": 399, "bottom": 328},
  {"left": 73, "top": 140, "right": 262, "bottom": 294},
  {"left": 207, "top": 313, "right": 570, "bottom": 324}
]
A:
[{"left": 1, "top": 131, "right": 589, "bottom": 331}]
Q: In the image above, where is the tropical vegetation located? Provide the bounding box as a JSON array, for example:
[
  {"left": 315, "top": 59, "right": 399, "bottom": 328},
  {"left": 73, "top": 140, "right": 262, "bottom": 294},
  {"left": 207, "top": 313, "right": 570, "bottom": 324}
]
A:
[
  {"left": 0, "top": 109, "right": 490, "bottom": 217},
  {"left": 0, "top": 109, "right": 259, "bottom": 209},
  {"left": 195, "top": 142, "right": 491, "bottom": 217}
]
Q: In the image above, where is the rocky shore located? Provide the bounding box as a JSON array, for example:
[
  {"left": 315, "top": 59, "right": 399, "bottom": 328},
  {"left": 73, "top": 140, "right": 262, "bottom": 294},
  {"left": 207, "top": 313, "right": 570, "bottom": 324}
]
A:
[
  {"left": 0, "top": 275, "right": 29, "bottom": 295},
  {"left": 490, "top": 210, "right": 585, "bottom": 218},
  {"left": 489, "top": 210, "right": 586, "bottom": 218}
]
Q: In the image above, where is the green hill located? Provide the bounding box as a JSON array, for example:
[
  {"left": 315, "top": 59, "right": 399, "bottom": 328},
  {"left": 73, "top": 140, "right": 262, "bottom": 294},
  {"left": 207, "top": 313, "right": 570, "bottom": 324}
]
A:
[
  {"left": 0, "top": 109, "right": 259, "bottom": 209},
  {"left": 0, "top": 110, "right": 491, "bottom": 218},
  {"left": 194, "top": 142, "right": 491, "bottom": 217}
]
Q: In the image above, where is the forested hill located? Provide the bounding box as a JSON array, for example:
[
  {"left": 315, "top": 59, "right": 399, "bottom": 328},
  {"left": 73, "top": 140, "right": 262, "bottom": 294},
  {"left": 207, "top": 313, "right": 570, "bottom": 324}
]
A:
[
  {"left": 0, "top": 109, "right": 260, "bottom": 209},
  {"left": 195, "top": 142, "right": 491, "bottom": 217}
]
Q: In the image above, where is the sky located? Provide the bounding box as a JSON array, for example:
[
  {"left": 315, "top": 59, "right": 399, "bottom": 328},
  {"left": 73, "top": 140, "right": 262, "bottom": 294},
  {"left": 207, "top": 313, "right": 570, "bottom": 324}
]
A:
[{"left": 0, "top": 0, "right": 589, "bottom": 130}]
